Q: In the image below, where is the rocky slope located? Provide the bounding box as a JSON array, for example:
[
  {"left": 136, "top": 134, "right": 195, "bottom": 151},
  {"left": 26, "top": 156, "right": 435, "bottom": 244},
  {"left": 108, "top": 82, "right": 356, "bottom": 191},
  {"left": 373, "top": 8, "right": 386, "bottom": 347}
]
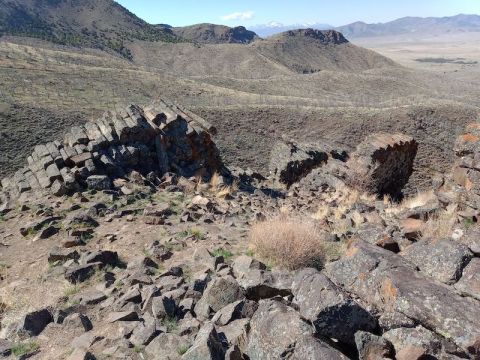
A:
[{"left": 0, "top": 101, "right": 479, "bottom": 359}]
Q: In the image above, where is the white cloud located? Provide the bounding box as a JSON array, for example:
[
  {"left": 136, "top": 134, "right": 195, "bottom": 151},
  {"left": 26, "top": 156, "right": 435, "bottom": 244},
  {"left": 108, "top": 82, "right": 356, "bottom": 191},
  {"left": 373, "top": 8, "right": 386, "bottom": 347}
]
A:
[{"left": 221, "top": 11, "right": 255, "bottom": 21}]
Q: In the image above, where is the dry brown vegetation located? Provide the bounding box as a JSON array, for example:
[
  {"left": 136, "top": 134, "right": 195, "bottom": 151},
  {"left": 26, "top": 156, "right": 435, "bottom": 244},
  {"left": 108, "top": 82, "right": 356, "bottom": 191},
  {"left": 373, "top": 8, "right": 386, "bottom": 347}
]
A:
[
  {"left": 249, "top": 215, "right": 326, "bottom": 270},
  {"left": 421, "top": 204, "right": 458, "bottom": 241}
]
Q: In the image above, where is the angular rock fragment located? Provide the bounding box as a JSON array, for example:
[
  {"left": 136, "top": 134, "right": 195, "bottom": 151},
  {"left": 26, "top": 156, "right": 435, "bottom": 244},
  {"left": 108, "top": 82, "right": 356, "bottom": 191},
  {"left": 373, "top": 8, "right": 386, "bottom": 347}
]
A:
[
  {"left": 195, "top": 277, "right": 245, "bottom": 320},
  {"left": 354, "top": 331, "right": 394, "bottom": 360},
  {"left": 182, "top": 322, "right": 225, "bottom": 360},
  {"left": 455, "top": 258, "right": 480, "bottom": 300},
  {"left": 145, "top": 333, "right": 190, "bottom": 359},
  {"left": 17, "top": 308, "right": 53, "bottom": 336},
  {"left": 269, "top": 140, "right": 329, "bottom": 187}
]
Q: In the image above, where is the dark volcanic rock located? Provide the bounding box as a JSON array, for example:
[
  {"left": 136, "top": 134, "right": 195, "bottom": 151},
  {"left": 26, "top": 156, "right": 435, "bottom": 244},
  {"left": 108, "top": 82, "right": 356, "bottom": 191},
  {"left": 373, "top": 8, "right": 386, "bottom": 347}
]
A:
[
  {"left": 269, "top": 140, "right": 329, "bottom": 187},
  {"left": 292, "top": 269, "right": 377, "bottom": 345},
  {"left": 325, "top": 239, "right": 480, "bottom": 356},
  {"left": 401, "top": 239, "right": 472, "bottom": 284},
  {"left": 182, "top": 322, "right": 226, "bottom": 360},
  {"left": 1, "top": 100, "right": 224, "bottom": 198},
  {"left": 346, "top": 133, "right": 418, "bottom": 198},
  {"left": 455, "top": 258, "right": 480, "bottom": 300},
  {"left": 246, "top": 300, "right": 346, "bottom": 360},
  {"left": 195, "top": 277, "right": 245, "bottom": 320},
  {"left": 18, "top": 308, "right": 53, "bottom": 336},
  {"left": 355, "top": 331, "right": 394, "bottom": 360}
]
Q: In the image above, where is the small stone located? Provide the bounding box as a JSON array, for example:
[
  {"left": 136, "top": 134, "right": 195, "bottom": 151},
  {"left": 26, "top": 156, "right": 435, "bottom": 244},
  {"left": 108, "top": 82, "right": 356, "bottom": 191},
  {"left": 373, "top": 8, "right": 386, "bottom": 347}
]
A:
[
  {"left": 86, "top": 175, "right": 112, "bottom": 190},
  {"left": 106, "top": 311, "right": 139, "bottom": 323}
]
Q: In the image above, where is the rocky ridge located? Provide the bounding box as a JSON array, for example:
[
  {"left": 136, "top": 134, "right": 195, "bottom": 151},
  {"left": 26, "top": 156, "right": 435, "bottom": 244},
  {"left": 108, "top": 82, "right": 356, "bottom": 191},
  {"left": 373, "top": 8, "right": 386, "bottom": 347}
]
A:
[{"left": 0, "top": 102, "right": 479, "bottom": 359}]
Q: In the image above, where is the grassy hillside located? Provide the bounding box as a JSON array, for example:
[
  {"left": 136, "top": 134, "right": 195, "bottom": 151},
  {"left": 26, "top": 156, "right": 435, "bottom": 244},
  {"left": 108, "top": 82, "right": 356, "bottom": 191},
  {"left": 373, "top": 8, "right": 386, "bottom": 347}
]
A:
[{"left": 0, "top": 0, "right": 178, "bottom": 58}]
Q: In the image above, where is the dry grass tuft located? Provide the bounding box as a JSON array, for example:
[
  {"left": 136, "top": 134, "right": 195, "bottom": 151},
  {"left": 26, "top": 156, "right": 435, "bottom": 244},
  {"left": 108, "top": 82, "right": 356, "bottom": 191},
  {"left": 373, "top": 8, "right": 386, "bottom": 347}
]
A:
[
  {"left": 249, "top": 215, "right": 326, "bottom": 270},
  {"left": 400, "top": 189, "right": 436, "bottom": 210},
  {"left": 421, "top": 204, "right": 458, "bottom": 241},
  {"left": 209, "top": 172, "right": 222, "bottom": 191}
]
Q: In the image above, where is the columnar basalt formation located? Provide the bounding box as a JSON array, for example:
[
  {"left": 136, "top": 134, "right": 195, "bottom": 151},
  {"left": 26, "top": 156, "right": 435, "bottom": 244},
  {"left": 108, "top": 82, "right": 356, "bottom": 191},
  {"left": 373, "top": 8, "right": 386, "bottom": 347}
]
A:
[
  {"left": 345, "top": 133, "right": 418, "bottom": 198},
  {"left": 0, "top": 100, "right": 223, "bottom": 198}
]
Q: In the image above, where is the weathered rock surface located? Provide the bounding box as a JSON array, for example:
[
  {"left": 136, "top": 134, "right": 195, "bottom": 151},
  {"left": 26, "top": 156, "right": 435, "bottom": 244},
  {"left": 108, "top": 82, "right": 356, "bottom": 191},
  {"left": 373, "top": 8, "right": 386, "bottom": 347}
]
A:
[
  {"left": 269, "top": 140, "right": 329, "bottom": 187},
  {"left": 292, "top": 268, "right": 377, "bottom": 345},
  {"left": 17, "top": 308, "right": 53, "bottom": 337},
  {"left": 325, "top": 240, "right": 480, "bottom": 356},
  {"left": 455, "top": 258, "right": 480, "bottom": 300},
  {"left": 246, "top": 300, "right": 347, "bottom": 360},
  {"left": 346, "top": 133, "right": 418, "bottom": 198},
  {"left": 400, "top": 239, "right": 473, "bottom": 284}
]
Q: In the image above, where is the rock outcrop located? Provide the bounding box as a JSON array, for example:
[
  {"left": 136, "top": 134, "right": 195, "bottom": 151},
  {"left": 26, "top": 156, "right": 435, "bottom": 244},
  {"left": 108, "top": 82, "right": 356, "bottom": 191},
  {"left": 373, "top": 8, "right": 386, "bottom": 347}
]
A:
[
  {"left": 270, "top": 133, "right": 417, "bottom": 198},
  {"left": 0, "top": 100, "right": 223, "bottom": 198},
  {"left": 345, "top": 133, "right": 418, "bottom": 198}
]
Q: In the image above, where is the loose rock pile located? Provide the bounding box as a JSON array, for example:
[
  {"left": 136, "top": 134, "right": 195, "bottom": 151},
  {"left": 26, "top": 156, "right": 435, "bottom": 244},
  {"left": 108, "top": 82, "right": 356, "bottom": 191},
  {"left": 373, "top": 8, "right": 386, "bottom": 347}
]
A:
[{"left": 0, "top": 103, "right": 479, "bottom": 360}]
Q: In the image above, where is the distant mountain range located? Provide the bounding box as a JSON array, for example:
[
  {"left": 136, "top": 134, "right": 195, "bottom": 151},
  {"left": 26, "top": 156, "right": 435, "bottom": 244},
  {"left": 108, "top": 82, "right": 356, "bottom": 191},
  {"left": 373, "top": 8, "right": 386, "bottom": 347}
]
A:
[
  {"left": 1, "top": 0, "right": 479, "bottom": 61},
  {"left": 336, "top": 14, "right": 480, "bottom": 38},
  {"left": 248, "top": 14, "right": 480, "bottom": 38}
]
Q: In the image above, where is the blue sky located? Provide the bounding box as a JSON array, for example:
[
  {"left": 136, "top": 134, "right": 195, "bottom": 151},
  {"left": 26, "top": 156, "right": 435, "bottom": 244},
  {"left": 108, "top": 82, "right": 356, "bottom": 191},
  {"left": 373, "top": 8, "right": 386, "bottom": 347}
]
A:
[{"left": 116, "top": 0, "right": 480, "bottom": 27}]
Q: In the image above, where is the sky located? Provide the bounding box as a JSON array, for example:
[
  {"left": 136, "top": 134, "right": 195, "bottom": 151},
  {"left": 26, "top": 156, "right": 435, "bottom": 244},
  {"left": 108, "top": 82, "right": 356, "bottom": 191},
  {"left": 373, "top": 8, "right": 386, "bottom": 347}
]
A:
[{"left": 115, "top": 0, "right": 480, "bottom": 27}]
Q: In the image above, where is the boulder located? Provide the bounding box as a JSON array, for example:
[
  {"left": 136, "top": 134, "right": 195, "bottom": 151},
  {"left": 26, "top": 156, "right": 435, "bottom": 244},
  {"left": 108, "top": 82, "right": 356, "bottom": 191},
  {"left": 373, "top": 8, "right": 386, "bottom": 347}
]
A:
[
  {"left": 130, "top": 316, "right": 161, "bottom": 347},
  {"left": 354, "top": 331, "right": 394, "bottom": 360},
  {"left": 182, "top": 322, "right": 225, "bottom": 360},
  {"left": 246, "top": 300, "right": 346, "bottom": 360},
  {"left": 455, "top": 258, "right": 480, "bottom": 300},
  {"left": 65, "top": 263, "right": 102, "bottom": 284},
  {"left": 400, "top": 239, "right": 473, "bottom": 284},
  {"left": 292, "top": 269, "right": 377, "bottom": 345},
  {"left": 269, "top": 140, "right": 329, "bottom": 187},
  {"left": 346, "top": 133, "right": 417, "bottom": 198},
  {"left": 325, "top": 240, "right": 480, "bottom": 356},
  {"left": 194, "top": 277, "right": 245, "bottom": 320},
  {"left": 383, "top": 326, "right": 443, "bottom": 358},
  {"left": 235, "top": 269, "right": 292, "bottom": 301},
  {"left": 145, "top": 333, "right": 191, "bottom": 359},
  {"left": 86, "top": 175, "right": 112, "bottom": 191}
]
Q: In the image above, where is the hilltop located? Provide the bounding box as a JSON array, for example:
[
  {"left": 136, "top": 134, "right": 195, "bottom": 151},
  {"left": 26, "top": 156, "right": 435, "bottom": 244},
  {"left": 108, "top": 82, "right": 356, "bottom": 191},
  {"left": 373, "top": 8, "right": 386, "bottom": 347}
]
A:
[
  {"left": 170, "top": 23, "right": 258, "bottom": 44},
  {"left": 252, "top": 29, "right": 395, "bottom": 73}
]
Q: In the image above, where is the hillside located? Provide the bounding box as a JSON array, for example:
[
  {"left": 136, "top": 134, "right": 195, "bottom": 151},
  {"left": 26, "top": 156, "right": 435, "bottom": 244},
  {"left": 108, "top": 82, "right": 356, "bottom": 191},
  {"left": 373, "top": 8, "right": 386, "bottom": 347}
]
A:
[
  {"left": 128, "top": 29, "right": 396, "bottom": 78},
  {"left": 337, "top": 14, "right": 480, "bottom": 38},
  {"left": 252, "top": 29, "right": 395, "bottom": 73},
  {"left": 171, "top": 23, "right": 258, "bottom": 44},
  {"left": 0, "top": 0, "right": 177, "bottom": 58}
]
